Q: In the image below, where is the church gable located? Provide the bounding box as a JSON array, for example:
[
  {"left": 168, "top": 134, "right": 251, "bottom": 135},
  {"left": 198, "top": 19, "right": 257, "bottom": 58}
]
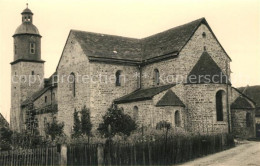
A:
[
  {"left": 56, "top": 31, "right": 89, "bottom": 71},
  {"left": 186, "top": 51, "right": 230, "bottom": 84},
  {"left": 156, "top": 90, "right": 185, "bottom": 107}
]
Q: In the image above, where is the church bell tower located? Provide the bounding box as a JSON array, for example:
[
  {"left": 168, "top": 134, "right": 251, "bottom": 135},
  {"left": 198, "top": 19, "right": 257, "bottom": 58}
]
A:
[{"left": 10, "top": 4, "right": 45, "bottom": 132}]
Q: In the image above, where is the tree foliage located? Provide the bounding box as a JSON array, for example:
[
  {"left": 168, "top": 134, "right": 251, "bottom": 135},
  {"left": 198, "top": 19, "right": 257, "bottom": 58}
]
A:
[
  {"left": 98, "top": 104, "right": 137, "bottom": 138},
  {"left": 72, "top": 109, "right": 81, "bottom": 138},
  {"left": 45, "top": 117, "right": 64, "bottom": 141},
  {"left": 0, "top": 127, "right": 13, "bottom": 151},
  {"left": 25, "top": 102, "right": 39, "bottom": 136},
  {"left": 81, "top": 106, "right": 92, "bottom": 136},
  {"left": 156, "top": 121, "right": 172, "bottom": 130}
]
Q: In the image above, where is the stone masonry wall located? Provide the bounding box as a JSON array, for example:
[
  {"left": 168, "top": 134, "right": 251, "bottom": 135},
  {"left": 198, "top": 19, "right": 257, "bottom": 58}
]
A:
[
  {"left": 118, "top": 86, "right": 186, "bottom": 129},
  {"left": 118, "top": 100, "right": 185, "bottom": 129},
  {"left": 141, "top": 24, "right": 231, "bottom": 89},
  {"left": 56, "top": 32, "right": 139, "bottom": 136},
  {"left": 57, "top": 32, "right": 92, "bottom": 136},
  {"left": 11, "top": 62, "right": 44, "bottom": 132},
  {"left": 230, "top": 88, "right": 256, "bottom": 138},
  {"left": 89, "top": 62, "right": 139, "bottom": 129},
  {"left": 185, "top": 84, "right": 231, "bottom": 134},
  {"left": 231, "top": 109, "right": 255, "bottom": 139},
  {"left": 34, "top": 87, "right": 57, "bottom": 109}
]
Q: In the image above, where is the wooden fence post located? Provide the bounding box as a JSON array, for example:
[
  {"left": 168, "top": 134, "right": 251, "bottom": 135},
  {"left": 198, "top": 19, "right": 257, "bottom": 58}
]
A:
[
  {"left": 60, "top": 145, "right": 67, "bottom": 166},
  {"left": 97, "top": 144, "right": 104, "bottom": 166}
]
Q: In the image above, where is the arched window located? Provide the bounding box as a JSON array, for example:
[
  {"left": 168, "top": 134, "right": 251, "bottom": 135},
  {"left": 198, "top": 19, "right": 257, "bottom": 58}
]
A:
[
  {"left": 175, "top": 110, "right": 181, "bottom": 127},
  {"left": 154, "top": 69, "right": 160, "bottom": 85},
  {"left": 52, "top": 93, "right": 55, "bottom": 100},
  {"left": 246, "top": 113, "right": 251, "bottom": 127},
  {"left": 115, "top": 70, "right": 121, "bottom": 86},
  {"left": 133, "top": 106, "right": 138, "bottom": 121},
  {"left": 216, "top": 90, "right": 224, "bottom": 121},
  {"left": 45, "top": 96, "right": 47, "bottom": 103},
  {"left": 69, "top": 73, "right": 76, "bottom": 97},
  {"left": 44, "top": 117, "right": 47, "bottom": 127}
]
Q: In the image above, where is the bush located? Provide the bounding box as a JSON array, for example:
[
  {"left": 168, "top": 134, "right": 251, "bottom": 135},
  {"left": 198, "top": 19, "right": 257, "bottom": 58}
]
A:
[
  {"left": 98, "top": 104, "right": 137, "bottom": 138},
  {"left": 45, "top": 117, "right": 64, "bottom": 141},
  {"left": 0, "top": 127, "right": 13, "bottom": 151},
  {"left": 156, "top": 121, "right": 171, "bottom": 130}
]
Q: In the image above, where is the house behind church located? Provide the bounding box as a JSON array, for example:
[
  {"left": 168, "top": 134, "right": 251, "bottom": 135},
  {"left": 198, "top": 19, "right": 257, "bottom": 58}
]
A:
[
  {"left": 10, "top": 6, "right": 256, "bottom": 139},
  {"left": 0, "top": 113, "right": 9, "bottom": 129}
]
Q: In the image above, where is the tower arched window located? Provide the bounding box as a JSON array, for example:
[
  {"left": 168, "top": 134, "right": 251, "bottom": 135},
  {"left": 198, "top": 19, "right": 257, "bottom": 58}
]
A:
[
  {"left": 175, "top": 110, "right": 181, "bottom": 127},
  {"left": 115, "top": 70, "right": 122, "bottom": 86},
  {"left": 133, "top": 106, "right": 139, "bottom": 121},
  {"left": 216, "top": 90, "right": 224, "bottom": 121},
  {"left": 154, "top": 69, "right": 160, "bottom": 85},
  {"left": 69, "top": 73, "right": 76, "bottom": 97},
  {"left": 246, "top": 113, "right": 251, "bottom": 127}
]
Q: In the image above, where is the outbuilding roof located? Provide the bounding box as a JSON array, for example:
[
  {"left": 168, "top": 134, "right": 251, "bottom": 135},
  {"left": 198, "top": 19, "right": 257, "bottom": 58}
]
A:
[
  {"left": 231, "top": 96, "right": 255, "bottom": 109},
  {"left": 114, "top": 84, "right": 176, "bottom": 104},
  {"left": 156, "top": 90, "right": 185, "bottom": 107}
]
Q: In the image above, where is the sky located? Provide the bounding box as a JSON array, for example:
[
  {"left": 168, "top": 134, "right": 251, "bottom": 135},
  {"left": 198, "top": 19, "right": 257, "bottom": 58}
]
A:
[{"left": 0, "top": 0, "right": 259, "bottom": 122}]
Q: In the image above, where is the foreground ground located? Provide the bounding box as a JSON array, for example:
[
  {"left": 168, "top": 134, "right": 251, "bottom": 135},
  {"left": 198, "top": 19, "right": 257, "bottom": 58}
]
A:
[{"left": 179, "top": 141, "right": 260, "bottom": 166}]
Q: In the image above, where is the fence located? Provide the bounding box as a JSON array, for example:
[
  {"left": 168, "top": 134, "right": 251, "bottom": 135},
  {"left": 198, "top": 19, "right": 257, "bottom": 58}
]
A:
[
  {"left": 0, "top": 146, "right": 60, "bottom": 166},
  {"left": 0, "top": 134, "right": 234, "bottom": 165},
  {"left": 102, "top": 134, "right": 234, "bottom": 165},
  {"left": 67, "top": 144, "right": 98, "bottom": 165}
]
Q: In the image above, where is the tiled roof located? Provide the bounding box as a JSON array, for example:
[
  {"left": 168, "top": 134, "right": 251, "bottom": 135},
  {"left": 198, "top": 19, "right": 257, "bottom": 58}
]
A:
[
  {"left": 22, "top": 72, "right": 57, "bottom": 107},
  {"left": 72, "top": 30, "right": 142, "bottom": 62},
  {"left": 21, "top": 86, "right": 53, "bottom": 106},
  {"left": 114, "top": 84, "right": 176, "bottom": 104},
  {"left": 231, "top": 96, "right": 255, "bottom": 109},
  {"left": 156, "top": 90, "right": 185, "bottom": 107},
  {"left": 238, "top": 86, "right": 260, "bottom": 108},
  {"left": 68, "top": 18, "right": 230, "bottom": 64},
  {"left": 142, "top": 18, "right": 204, "bottom": 60},
  {"left": 186, "top": 51, "right": 230, "bottom": 84},
  {"left": 0, "top": 113, "right": 9, "bottom": 128},
  {"left": 44, "top": 72, "right": 58, "bottom": 87}
]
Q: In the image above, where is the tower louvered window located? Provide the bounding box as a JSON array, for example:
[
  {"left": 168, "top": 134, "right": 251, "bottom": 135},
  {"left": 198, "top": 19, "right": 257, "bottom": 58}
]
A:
[{"left": 30, "top": 43, "right": 35, "bottom": 54}]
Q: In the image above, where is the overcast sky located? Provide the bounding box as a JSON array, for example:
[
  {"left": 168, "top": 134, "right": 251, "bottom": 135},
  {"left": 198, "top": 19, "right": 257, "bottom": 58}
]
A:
[{"left": 0, "top": 0, "right": 259, "bottom": 122}]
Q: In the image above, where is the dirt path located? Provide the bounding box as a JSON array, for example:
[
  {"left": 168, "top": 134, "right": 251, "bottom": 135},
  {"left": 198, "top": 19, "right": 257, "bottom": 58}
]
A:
[{"left": 179, "top": 141, "right": 260, "bottom": 166}]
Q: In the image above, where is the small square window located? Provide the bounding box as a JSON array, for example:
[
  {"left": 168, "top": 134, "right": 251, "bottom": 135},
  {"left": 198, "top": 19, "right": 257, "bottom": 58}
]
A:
[
  {"left": 31, "top": 71, "right": 34, "bottom": 75},
  {"left": 202, "top": 32, "right": 206, "bottom": 38}
]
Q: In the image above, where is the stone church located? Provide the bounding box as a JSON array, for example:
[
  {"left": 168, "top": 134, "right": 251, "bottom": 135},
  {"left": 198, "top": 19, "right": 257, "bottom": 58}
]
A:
[{"left": 10, "top": 6, "right": 256, "bottom": 139}]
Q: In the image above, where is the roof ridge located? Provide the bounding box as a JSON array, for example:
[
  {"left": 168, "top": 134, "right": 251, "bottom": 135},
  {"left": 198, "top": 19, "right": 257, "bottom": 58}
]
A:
[
  {"left": 141, "top": 17, "right": 205, "bottom": 40},
  {"left": 71, "top": 29, "right": 141, "bottom": 41}
]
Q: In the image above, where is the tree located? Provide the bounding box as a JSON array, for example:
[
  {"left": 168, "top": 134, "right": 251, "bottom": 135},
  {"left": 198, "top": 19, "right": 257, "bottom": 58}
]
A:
[
  {"left": 72, "top": 109, "right": 81, "bottom": 138},
  {"left": 0, "top": 127, "right": 13, "bottom": 151},
  {"left": 81, "top": 106, "right": 92, "bottom": 137},
  {"left": 45, "top": 117, "right": 64, "bottom": 141},
  {"left": 25, "top": 101, "right": 39, "bottom": 136},
  {"left": 98, "top": 104, "right": 137, "bottom": 138}
]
